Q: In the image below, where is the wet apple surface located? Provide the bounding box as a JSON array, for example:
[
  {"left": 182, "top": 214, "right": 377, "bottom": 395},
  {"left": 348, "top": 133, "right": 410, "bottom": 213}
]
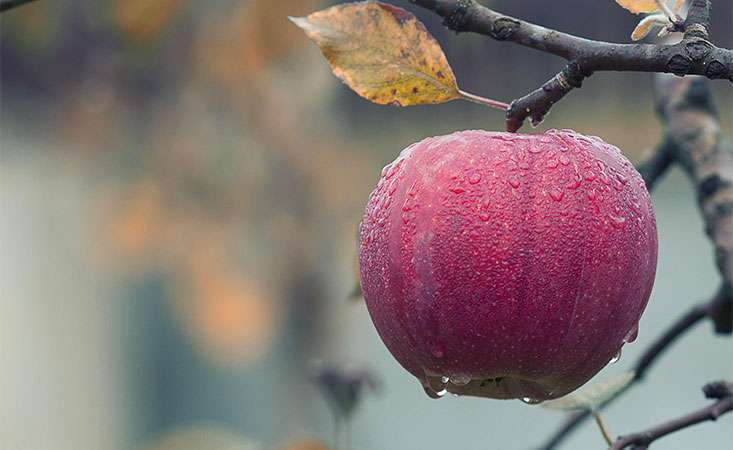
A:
[{"left": 359, "top": 129, "right": 658, "bottom": 401}]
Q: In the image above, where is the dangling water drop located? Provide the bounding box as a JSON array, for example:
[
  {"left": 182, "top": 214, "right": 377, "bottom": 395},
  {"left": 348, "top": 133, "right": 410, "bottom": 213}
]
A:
[
  {"left": 624, "top": 324, "right": 639, "bottom": 343},
  {"left": 610, "top": 348, "right": 622, "bottom": 364},
  {"left": 423, "top": 385, "right": 447, "bottom": 399},
  {"left": 549, "top": 188, "right": 564, "bottom": 201},
  {"left": 521, "top": 397, "right": 543, "bottom": 405},
  {"left": 441, "top": 375, "right": 450, "bottom": 384},
  {"left": 422, "top": 374, "right": 449, "bottom": 399}
]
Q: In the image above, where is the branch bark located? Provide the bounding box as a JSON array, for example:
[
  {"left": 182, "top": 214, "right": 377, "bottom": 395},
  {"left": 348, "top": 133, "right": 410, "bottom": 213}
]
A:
[
  {"left": 0, "top": 0, "right": 38, "bottom": 12},
  {"left": 409, "top": 0, "right": 733, "bottom": 131},
  {"left": 654, "top": 74, "right": 733, "bottom": 293},
  {"left": 609, "top": 381, "right": 733, "bottom": 450}
]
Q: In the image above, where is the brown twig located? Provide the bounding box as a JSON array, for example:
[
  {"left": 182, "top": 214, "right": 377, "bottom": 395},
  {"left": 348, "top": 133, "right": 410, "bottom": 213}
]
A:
[
  {"left": 609, "top": 381, "right": 733, "bottom": 449},
  {"left": 0, "top": 0, "right": 38, "bottom": 12},
  {"left": 409, "top": 0, "right": 732, "bottom": 131}
]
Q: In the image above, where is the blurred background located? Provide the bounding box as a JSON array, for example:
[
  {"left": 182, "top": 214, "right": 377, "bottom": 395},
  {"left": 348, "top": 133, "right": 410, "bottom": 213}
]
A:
[{"left": 1, "top": 1, "right": 732, "bottom": 449}]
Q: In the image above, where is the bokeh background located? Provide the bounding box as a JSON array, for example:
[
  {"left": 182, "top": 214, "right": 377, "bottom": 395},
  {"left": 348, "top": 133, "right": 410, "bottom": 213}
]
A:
[{"left": 1, "top": 1, "right": 732, "bottom": 449}]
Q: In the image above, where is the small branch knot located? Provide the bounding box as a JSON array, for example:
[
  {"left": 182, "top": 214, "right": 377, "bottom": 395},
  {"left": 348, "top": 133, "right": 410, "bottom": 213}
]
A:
[
  {"left": 490, "top": 17, "right": 521, "bottom": 40},
  {"left": 684, "top": 39, "right": 713, "bottom": 61},
  {"left": 702, "top": 381, "right": 733, "bottom": 400},
  {"left": 441, "top": 0, "right": 472, "bottom": 33},
  {"left": 562, "top": 61, "right": 589, "bottom": 88},
  {"left": 685, "top": 23, "right": 709, "bottom": 40},
  {"left": 705, "top": 60, "right": 729, "bottom": 80},
  {"left": 666, "top": 54, "right": 694, "bottom": 76}
]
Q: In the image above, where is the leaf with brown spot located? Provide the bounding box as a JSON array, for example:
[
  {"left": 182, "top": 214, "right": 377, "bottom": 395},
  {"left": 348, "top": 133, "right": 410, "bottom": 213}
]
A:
[
  {"left": 289, "top": 1, "right": 461, "bottom": 106},
  {"left": 615, "top": 0, "right": 660, "bottom": 14}
]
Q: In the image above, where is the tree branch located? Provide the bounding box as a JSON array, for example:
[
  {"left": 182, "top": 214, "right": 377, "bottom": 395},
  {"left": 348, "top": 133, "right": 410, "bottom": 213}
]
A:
[
  {"left": 610, "top": 380, "right": 733, "bottom": 450},
  {"left": 409, "top": 0, "right": 733, "bottom": 131},
  {"left": 654, "top": 74, "right": 733, "bottom": 291},
  {"left": 635, "top": 140, "right": 676, "bottom": 191},
  {"left": 0, "top": 0, "right": 38, "bottom": 13}
]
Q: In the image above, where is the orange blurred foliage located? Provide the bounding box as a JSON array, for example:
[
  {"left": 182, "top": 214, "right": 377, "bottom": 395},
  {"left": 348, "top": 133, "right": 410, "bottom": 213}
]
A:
[
  {"left": 173, "top": 242, "right": 280, "bottom": 367},
  {"left": 278, "top": 438, "right": 330, "bottom": 450},
  {"left": 104, "top": 179, "right": 165, "bottom": 259},
  {"left": 196, "top": 0, "right": 319, "bottom": 86},
  {"left": 141, "top": 423, "right": 260, "bottom": 450},
  {"left": 115, "top": 0, "right": 182, "bottom": 42}
]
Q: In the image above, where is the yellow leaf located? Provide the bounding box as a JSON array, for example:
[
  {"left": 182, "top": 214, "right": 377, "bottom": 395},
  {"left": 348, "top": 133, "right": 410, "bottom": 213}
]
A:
[
  {"left": 290, "top": 1, "right": 460, "bottom": 106},
  {"left": 615, "top": 0, "right": 660, "bottom": 14}
]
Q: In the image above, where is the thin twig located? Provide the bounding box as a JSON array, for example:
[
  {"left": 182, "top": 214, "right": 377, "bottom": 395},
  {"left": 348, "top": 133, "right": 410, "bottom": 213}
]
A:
[
  {"left": 609, "top": 381, "right": 733, "bottom": 449},
  {"left": 591, "top": 411, "right": 614, "bottom": 446},
  {"left": 0, "top": 0, "right": 38, "bottom": 12},
  {"left": 409, "top": 0, "right": 732, "bottom": 131},
  {"left": 457, "top": 89, "right": 510, "bottom": 110}
]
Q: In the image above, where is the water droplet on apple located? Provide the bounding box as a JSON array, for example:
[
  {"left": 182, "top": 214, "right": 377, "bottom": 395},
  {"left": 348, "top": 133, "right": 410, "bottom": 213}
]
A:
[
  {"left": 521, "top": 397, "right": 543, "bottom": 405},
  {"left": 431, "top": 343, "right": 445, "bottom": 358},
  {"left": 610, "top": 348, "right": 622, "bottom": 364},
  {"left": 450, "top": 373, "right": 471, "bottom": 386},
  {"left": 609, "top": 214, "right": 626, "bottom": 229},
  {"left": 469, "top": 173, "right": 482, "bottom": 184},
  {"left": 624, "top": 324, "right": 639, "bottom": 343},
  {"left": 423, "top": 385, "right": 447, "bottom": 399},
  {"left": 566, "top": 178, "right": 581, "bottom": 190},
  {"left": 549, "top": 189, "right": 564, "bottom": 201},
  {"left": 508, "top": 177, "right": 521, "bottom": 188}
]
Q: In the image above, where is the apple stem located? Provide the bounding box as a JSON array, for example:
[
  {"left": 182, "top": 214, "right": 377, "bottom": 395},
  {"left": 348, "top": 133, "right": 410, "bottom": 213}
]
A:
[
  {"left": 458, "top": 90, "right": 510, "bottom": 111},
  {"left": 592, "top": 410, "right": 615, "bottom": 446}
]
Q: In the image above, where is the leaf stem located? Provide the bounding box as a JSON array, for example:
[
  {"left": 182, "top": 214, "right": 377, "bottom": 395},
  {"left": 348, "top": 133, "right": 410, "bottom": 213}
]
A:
[
  {"left": 458, "top": 89, "right": 509, "bottom": 111},
  {"left": 592, "top": 410, "right": 615, "bottom": 446},
  {"left": 655, "top": 0, "right": 682, "bottom": 24}
]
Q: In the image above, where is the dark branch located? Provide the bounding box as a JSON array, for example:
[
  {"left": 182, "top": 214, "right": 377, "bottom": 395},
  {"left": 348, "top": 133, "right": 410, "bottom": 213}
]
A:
[
  {"left": 610, "top": 380, "right": 733, "bottom": 450},
  {"left": 409, "top": 0, "right": 732, "bottom": 131},
  {"left": 0, "top": 0, "right": 38, "bottom": 12},
  {"left": 654, "top": 74, "right": 733, "bottom": 290},
  {"left": 635, "top": 140, "right": 676, "bottom": 191},
  {"left": 684, "top": 0, "right": 711, "bottom": 40},
  {"left": 506, "top": 62, "right": 590, "bottom": 132}
]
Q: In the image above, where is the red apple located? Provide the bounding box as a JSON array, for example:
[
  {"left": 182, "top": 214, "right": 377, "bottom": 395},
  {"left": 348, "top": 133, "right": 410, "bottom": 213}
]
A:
[{"left": 359, "top": 129, "right": 657, "bottom": 401}]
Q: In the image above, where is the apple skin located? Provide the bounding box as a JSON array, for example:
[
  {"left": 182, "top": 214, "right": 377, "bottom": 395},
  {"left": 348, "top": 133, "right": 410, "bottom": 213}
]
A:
[{"left": 359, "top": 129, "right": 657, "bottom": 401}]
